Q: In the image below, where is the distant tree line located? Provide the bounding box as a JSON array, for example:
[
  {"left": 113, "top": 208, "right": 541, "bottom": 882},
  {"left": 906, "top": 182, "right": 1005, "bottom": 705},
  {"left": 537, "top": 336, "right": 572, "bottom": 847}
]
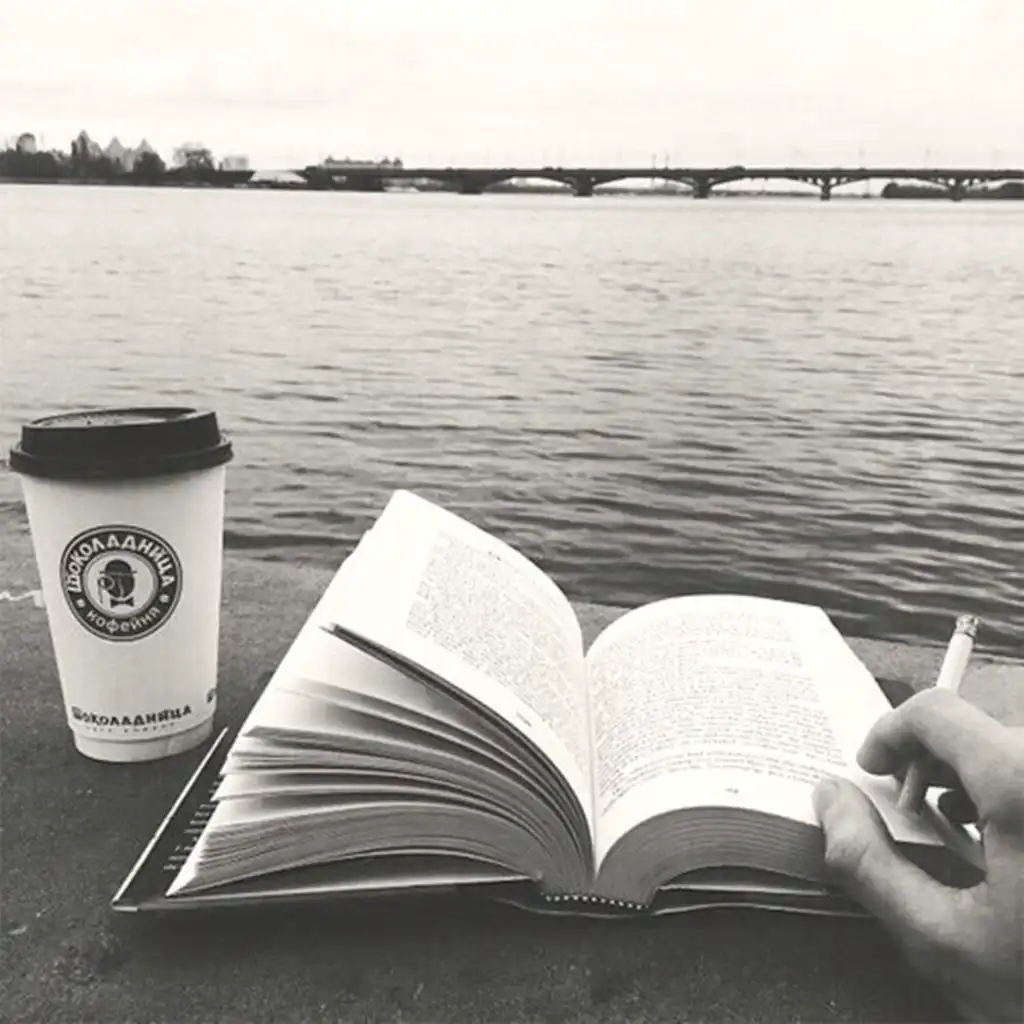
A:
[
  {"left": 0, "top": 146, "right": 66, "bottom": 180},
  {"left": 881, "top": 180, "right": 1024, "bottom": 200},
  {"left": 0, "top": 144, "right": 167, "bottom": 182},
  {"left": 0, "top": 134, "right": 252, "bottom": 184}
]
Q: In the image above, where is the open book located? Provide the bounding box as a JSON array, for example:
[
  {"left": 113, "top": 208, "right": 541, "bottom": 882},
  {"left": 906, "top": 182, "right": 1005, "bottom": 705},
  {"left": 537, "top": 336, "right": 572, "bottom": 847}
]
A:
[{"left": 114, "top": 490, "right": 982, "bottom": 915}]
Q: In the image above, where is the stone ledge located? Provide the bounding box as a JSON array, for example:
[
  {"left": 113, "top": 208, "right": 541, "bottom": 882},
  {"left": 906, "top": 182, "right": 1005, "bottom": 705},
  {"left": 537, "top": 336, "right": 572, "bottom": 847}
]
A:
[{"left": 2, "top": 526, "right": 1021, "bottom": 1023}]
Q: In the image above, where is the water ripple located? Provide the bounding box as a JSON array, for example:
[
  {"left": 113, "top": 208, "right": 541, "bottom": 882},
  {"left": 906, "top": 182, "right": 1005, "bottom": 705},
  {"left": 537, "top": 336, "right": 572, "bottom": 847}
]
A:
[{"left": 2, "top": 188, "right": 1023, "bottom": 655}]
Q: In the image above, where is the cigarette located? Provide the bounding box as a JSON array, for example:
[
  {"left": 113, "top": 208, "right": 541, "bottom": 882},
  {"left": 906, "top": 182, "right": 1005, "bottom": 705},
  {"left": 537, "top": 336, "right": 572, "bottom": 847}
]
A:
[{"left": 896, "top": 615, "right": 978, "bottom": 814}]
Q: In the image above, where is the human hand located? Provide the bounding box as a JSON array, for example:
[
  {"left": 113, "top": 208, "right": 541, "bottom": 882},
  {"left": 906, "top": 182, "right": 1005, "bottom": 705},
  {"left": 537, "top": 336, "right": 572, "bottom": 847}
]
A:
[{"left": 812, "top": 688, "right": 1023, "bottom": 1022}]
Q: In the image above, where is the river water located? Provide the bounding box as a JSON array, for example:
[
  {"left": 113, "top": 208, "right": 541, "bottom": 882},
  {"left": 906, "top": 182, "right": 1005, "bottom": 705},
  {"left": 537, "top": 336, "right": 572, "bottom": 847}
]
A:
[{"left": 1, "top": 183, "right": 1022, "bottom": 654}]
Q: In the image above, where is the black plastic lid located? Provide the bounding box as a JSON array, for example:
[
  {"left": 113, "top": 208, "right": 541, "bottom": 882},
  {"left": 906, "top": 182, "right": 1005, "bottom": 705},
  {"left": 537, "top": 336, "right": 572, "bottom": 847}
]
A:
[{"left": 8, "top": 407, "right": 233, "bottom": 480}]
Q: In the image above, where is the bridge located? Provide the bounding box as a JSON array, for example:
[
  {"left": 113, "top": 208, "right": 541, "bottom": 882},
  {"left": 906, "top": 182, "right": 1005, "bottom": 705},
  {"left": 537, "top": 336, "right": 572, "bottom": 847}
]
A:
[{"left": 296, "top": 165, "right": 1024, "bottom": 200}]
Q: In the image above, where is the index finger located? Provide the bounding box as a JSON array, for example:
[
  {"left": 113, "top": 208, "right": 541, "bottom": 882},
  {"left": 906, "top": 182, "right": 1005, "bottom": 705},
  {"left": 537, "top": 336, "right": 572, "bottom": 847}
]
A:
[{"left": 857, "top": 689, "right": 1012, "bottom": 816}]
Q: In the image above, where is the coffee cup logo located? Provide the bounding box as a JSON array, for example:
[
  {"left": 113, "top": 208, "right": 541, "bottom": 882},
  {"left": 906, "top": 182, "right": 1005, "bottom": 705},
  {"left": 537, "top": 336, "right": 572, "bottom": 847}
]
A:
[
  {"left": 60, "top": 526, "right": 182, "bottom": 642},
  {"left": 98, "top": 558, "right": 137, "bottom": 607}
]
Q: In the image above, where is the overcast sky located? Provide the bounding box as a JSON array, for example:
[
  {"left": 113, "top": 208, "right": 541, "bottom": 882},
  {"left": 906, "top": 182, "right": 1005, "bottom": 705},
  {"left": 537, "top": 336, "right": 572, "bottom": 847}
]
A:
[{"left": 3, "top": 0, "right": 1022, "bottom": 169}]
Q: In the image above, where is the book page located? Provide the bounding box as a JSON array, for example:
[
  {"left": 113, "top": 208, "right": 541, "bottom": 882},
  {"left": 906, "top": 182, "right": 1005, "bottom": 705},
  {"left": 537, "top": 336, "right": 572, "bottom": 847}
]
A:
[
  {"left": 319, "top": 491, "right": 593, "bottom": 835},
  {"left": 586, "top": 595, "right": 943, "bottom": 865},
  {"left": 239, "top": 624, "right": 520, "bottom": 768}
]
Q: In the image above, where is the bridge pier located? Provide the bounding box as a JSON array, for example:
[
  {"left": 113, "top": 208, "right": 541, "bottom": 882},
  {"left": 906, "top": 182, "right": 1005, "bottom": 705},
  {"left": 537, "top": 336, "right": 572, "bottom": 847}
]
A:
[
  {"left": 945, "top": 178, "right": 977, "bottom": 202},
  {"left": 691, "top": 178, "right": 712, "bottom": 199},
  {"left": 571, "top": 176, "right": 595, "bottom": 197},
  {"left": 458, "top": 179, "right": 485, "bottom": 195},
  {"left": 299, "top": 168, "right": 337, "bottom": 190},
  {"left": 818, "top": 177, "right": 834, "bottom": 201}
]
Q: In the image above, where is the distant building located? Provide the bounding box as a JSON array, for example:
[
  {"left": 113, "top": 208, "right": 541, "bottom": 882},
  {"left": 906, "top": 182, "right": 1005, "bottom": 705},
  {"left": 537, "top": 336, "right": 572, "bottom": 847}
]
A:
[
  {"left": 104, "top": 138, "right": 158, "bottom": 171},
  {"left": 64, "top": 131, "right": 161, "bottom": 172},
  {"left": 105, "top": 137, "right": 132, "bottom": 171},
  {"left": 74, "top": 130, "right": 104, "bottom": 159},
  {"left": 15, "top": 133, "right": 37, "bottom": 154},
  {"left": 173, "top": 143, "right": 214, "bottom": 169},
  {"left": 219, "top": 155, "right": 250, "bottom": 171}
]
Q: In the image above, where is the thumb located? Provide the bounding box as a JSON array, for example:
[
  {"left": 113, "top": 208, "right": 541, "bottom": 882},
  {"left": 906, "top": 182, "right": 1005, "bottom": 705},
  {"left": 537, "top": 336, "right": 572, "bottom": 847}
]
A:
[{"left": 812, "top": 778, "right": 964, "bottom": 951}]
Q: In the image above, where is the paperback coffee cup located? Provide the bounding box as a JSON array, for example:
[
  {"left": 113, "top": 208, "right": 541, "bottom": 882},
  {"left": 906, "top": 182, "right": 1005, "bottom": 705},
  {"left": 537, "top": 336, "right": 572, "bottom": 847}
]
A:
[{"left": 9, "top": 408, "right": 233, "bottom": 762}]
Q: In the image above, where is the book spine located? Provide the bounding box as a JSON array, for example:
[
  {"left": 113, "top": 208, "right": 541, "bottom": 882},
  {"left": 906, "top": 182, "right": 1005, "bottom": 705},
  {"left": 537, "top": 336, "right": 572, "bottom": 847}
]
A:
[
  {"left": 543, "top": 893, "right": 648, "bottom": 911},
  {"left": 163, "top": 790, "right": 217, "bottom": 876},
  {"left": 111, "top": 727, "right": 230, "bottom": 910}
]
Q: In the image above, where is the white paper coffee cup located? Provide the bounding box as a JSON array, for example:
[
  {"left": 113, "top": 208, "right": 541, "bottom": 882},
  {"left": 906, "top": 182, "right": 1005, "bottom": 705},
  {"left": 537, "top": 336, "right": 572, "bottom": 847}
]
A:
[{"left": 9, "top": 408, "right": 233, "bottom": 762}]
